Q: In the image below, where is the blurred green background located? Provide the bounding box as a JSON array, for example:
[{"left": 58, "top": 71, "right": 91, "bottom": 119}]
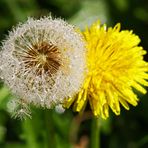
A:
[{"left": 0, "top": 0, "right": 148, "bottom": 148}]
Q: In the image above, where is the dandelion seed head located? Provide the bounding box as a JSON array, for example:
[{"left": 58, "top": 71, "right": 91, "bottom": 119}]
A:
[{"left": 0, "top": 17, "right": 86, "bottom": 108}]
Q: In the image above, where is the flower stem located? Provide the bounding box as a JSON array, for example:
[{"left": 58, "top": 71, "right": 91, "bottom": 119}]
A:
[
  {"left": 91, "top": 117, "right": 101, "bottom": 148},
  {"left": 44, "top": 110, "right": 55, "bottom": 148},
  {"left": 23, "top": 119, "right": 38, "bottom": 148}
]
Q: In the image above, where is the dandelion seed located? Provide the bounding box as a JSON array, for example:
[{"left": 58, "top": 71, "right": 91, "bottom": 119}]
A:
[
  {"left": 64, "top": 21, "right": 148, "bottom": 119},
  {"left": 55, "top": 104, "right": 65, "bottom": 114},
  {"left": 0, "top": 17, "right": 86, "bottom": 109},
  {"left": 13, "top": 108, "right": 31, "bottom": 120},
  {"left": 7, "top": 99, "right": 31, "bottom": 120}
]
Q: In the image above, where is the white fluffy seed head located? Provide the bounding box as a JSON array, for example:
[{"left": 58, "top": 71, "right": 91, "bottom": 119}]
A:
[{"left": 0, "top": 17, "right": 86, "bottom": 108}]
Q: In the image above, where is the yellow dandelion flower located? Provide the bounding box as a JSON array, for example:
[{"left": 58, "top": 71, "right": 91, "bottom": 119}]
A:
[{"left": 64, "top": 21, "right": 148, "bottom": 119}]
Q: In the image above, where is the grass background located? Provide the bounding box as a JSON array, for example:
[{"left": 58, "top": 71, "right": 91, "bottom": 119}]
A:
[{"left": 0, "top": 0, "right": 148, "bottom": 148}]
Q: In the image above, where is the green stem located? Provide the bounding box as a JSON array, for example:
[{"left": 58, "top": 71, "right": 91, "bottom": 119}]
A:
[
  {"left": 44, "top": 110, "right": 55, "bottom": 148},
  {"left": 23, "top": 119, "right": 38, "bottom": 148},
  {"left": 91, "top": 117, "right": 101, "bottom": 148}
]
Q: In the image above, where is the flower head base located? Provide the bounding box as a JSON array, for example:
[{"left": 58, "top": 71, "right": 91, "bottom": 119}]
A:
[
  {"left": 64, "top": 21, "right": 148, "bottom": 119},
  {"left": 0, "top": 17, "right": 86, "bottom": 110}
]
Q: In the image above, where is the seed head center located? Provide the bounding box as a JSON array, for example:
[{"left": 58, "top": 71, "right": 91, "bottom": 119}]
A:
[
  {"left": 14, "top": 41, "right": 62, "bottom": 76},
  {"left": 37, "top": 54, "right": 47, "bottom": 65},
  {"left": 32, "top": 42, "right": 62, "bottom": 75}
]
